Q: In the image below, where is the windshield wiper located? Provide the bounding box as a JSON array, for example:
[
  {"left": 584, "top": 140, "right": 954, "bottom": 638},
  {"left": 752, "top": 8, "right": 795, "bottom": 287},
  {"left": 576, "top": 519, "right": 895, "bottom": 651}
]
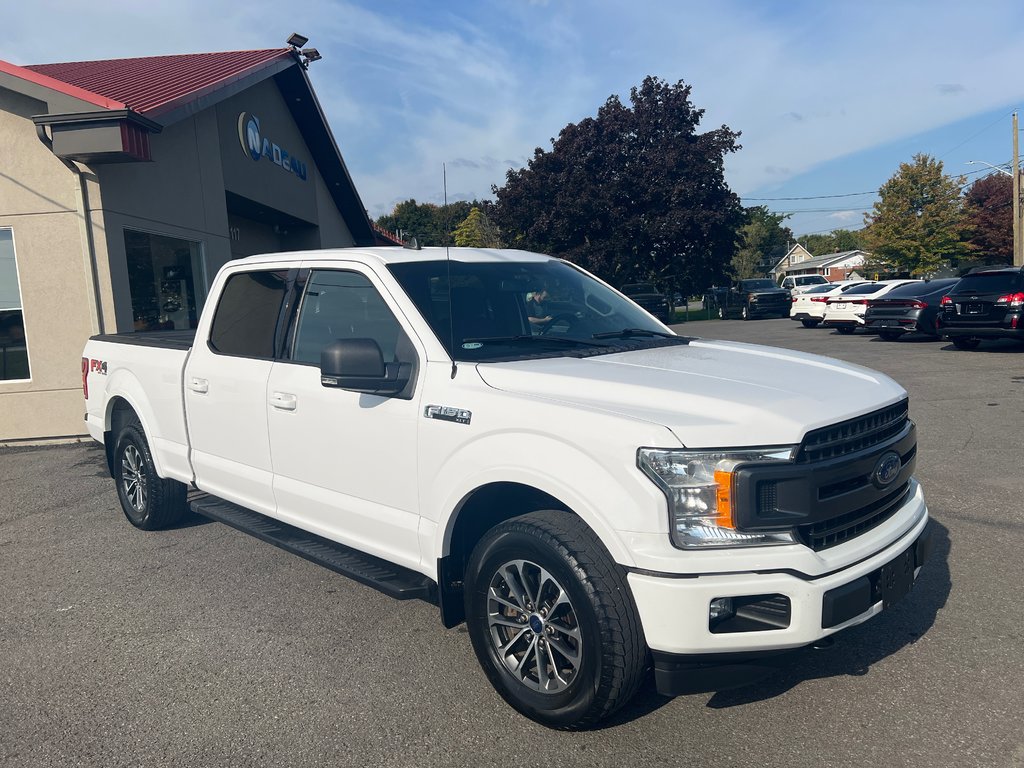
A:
[
  {"left": 592, "top": 328, "right": 679, "bottom": 340},
  {"left": 461, "top": 335, "right": 606, "bottom": 348}
]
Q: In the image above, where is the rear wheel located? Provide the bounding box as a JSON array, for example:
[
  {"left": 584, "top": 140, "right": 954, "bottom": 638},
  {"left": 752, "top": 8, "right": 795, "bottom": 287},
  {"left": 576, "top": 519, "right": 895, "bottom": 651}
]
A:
[
  {"left": 113, "top": 418, "right": 188, "bottom": 530},
  {"left": 801, "top": 319, "right": 820, "bottom": 328},
  {"left": 836, "top": 326, "right": 855, "bottom": 335},
  {"left": 879, "top": 331, "right": 902, "bottom": 341},
  {"left": 464, "top": 511, "right": 647, "bottom": 729},
  {"left": 951, "top": 336, "right": 981, "bottom": 350}
]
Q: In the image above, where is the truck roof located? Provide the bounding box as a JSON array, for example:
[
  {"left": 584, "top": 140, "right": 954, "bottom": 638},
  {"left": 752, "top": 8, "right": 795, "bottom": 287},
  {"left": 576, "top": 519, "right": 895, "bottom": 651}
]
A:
[{"left": 234, "top": 247, "right": 554, "bottom": 267}]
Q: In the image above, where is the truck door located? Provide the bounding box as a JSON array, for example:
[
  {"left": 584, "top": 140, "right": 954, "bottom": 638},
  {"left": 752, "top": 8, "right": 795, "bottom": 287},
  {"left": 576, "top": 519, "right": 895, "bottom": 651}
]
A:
[
  {"left": 184, "top": 268, "right": 293, "bottom": 516},
  {"left": 266, "top": 267, "right": 423, "bottom": 572}
]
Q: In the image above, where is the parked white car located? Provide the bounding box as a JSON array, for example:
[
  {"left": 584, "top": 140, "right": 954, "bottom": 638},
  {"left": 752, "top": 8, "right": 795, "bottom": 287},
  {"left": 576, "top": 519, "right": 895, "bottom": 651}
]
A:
[
  {"left": 790, "top": 281, "right": 869, "bottom": 328},
  {"left": 780, "top": 274, "right": 830, "bottom": 294},
  {"left": 823, "top": 280, "right": 922, "bottom": 334}
]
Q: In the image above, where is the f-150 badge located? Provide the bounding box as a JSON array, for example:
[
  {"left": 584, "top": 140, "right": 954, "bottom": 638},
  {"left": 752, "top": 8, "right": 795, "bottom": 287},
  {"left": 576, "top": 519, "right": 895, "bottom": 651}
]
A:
[{"left": 424, "top": 405, "right": 472, "bottom": 425}]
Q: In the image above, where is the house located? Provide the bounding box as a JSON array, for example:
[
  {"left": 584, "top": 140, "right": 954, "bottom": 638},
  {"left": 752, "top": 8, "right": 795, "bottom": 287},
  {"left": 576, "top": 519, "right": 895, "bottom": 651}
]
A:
[
  {"left": 0, "top": 42, "right": 375, "bottom": 441},
  {"left": 773, "top": 249, "right": 869, "bottom": 282}
]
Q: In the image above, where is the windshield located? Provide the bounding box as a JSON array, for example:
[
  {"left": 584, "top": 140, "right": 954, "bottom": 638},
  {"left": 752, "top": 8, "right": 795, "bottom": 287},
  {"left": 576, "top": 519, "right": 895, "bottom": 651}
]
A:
[
  {"left": 739, "top": 279, "right": 777, "bottom": 291},
  {"left": 795, "top": 275, "right": 828, "bottom": 285},
  {"left": 622, "top": 283, "right": 657, "bottom": 294},
  {"left": 387, "top": 259, "right": 679, "bottom": 362},
  {"left": 953, "top": 272, "right": 1023, "bottom": 294},
  {"left": 805, "top": 283, "right": 836, "bottom": 294},
  {"left": 885, "top": 279, "right": 959, "bottom": 298},
  {"left": 842, "top": 282, "right": 883, "bottom": 295}
]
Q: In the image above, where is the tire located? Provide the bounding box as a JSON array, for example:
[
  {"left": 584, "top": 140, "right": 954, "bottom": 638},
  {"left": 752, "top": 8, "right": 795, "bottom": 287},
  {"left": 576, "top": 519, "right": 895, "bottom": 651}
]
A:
[
  {"left": 836, "top": 326, "right": 855, "bottom": 335},
  {"left": 464, "top": 510, "right": 647, "bottom": 729},
  {"left": 113, "top": 418, "right": 188, "bottom": 530},
  {"left": 879, "top": 331, "right": 902, "bottom": 341},
  {"left": 951, "top": 336, "right": 981, "bottom": 350},
  {"left": 741, "top": 306, "right": 750, "bottom": 321},
  {"left": 801, "top": 319, "right": 820, "bottom": 328}
]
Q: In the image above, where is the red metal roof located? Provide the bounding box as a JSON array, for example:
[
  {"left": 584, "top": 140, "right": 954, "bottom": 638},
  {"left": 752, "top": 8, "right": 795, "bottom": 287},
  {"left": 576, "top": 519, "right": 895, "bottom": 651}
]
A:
[{"left": 23, "top": 49, "right": 292, "bottom": 116}]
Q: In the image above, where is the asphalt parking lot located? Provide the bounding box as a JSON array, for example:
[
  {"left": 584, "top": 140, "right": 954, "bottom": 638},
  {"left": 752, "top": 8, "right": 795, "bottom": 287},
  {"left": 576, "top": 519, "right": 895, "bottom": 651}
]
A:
[{"left": 2, "top": 319, "right": 1022, "bottom": 768}]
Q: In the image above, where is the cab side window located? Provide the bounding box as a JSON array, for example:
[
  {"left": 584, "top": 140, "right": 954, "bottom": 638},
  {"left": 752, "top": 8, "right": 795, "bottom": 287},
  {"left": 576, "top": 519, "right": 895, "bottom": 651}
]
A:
[{"left": 291, "top": 270, "right": 410, "bottom": 365}]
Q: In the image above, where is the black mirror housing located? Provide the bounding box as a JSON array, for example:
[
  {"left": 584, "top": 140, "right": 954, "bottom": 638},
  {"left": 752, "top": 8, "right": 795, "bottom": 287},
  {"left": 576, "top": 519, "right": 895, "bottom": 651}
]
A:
[{"left": 320, "top": 338, "right": 408, "bottom": 395}]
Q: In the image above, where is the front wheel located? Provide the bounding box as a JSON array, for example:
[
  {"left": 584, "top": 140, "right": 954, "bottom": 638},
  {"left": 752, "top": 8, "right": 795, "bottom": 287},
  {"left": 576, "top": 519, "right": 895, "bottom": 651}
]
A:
[
  {"left": 951, "top": 336, "right": 981, "bottom": 350},
  {"left": 113, "top": 419, "right": 188, "bottom": 530},
  {"left": 464, "top": 511, "right": 647, "bottom": 729},
  {"left": 741, "top": 306, "right": 750, "bottom": 321},
  {"left": 717, "top": 306, "right": 725, "bottom": 319}
]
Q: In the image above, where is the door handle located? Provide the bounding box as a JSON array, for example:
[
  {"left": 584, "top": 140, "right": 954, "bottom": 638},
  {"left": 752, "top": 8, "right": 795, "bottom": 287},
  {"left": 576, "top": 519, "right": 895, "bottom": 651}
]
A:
[
  {"left": 188, "top": 377, "right": 209, "bottom": 394},
  {"left": 270, "top": 392, "right": 297, "bottom": 411}
]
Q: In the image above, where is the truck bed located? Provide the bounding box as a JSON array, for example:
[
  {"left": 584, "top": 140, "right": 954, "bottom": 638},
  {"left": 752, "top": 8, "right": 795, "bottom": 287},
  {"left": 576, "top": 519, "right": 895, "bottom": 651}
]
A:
[{"left": 90, "top": 330, "right": 196, "bottom": 351}]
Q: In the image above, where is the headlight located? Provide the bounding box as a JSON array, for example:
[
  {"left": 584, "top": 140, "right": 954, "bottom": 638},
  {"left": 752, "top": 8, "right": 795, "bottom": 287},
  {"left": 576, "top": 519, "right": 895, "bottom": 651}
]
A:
[{"left": 638, "top": 446, "right": 799, "bottom": 549}]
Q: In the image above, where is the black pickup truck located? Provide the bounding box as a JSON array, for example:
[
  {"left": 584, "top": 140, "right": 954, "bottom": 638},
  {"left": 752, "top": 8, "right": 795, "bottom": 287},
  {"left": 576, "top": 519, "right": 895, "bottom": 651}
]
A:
[
  {"left": 620, "top": 282, "right": 673, "bottom": 323},
  {"left": 712, "top": 279, "right": 791, "bottom": 320}
]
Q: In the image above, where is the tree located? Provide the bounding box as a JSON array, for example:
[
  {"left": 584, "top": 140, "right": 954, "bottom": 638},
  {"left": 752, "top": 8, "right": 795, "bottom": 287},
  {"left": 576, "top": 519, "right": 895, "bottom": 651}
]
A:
[
  {"left": 492, "top": 76, "right": 745, "bottom": 295},
  {"left": 962, "top": 173, "right": 1013, "bottom": 265},
  {"left": 864, "top": 154, "right": 967, "bottom": 275},
  {"left": 375, "top": 199, "right": 481, "bottom": 246},
  {"left": 732, "top": 206, "right": 792, "bottom": 279},
  {"left": 453, "top": 206, "right": 502, "bottom": 247},
  {"left": 801, "top": 229, "right": 867, "bottom": 256}
]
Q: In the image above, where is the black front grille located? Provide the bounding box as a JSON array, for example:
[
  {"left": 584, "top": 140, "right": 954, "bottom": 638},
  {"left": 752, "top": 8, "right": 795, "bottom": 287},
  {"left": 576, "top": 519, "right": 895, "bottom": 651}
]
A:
[
  {"left": 798, "top": 400, "right": 909, "bottom": 463},
  {"left": 797, "top": 482, "right": 912, "bottom": 551}
]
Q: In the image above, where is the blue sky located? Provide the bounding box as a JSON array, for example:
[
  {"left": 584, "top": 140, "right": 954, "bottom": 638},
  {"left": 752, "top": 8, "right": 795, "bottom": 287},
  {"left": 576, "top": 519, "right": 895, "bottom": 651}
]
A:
[{"left": 4, "top": 0, "right": 1023, "bottom": 237}]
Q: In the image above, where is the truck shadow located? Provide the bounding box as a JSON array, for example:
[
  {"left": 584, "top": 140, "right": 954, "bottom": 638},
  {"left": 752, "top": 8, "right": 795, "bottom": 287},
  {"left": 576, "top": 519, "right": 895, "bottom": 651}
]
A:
[
  {"left": 602, "top": 520, "right": 952, "bottom": 725},
  {"left": 704, "top": 519, "right": 952, "bottom": 709}
]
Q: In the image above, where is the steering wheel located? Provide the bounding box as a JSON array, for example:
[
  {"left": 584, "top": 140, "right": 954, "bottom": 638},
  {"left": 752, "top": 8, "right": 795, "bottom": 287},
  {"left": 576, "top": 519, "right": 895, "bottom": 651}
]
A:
[{"left": 539, "top": 312, "right": 580, "bottom": 335}]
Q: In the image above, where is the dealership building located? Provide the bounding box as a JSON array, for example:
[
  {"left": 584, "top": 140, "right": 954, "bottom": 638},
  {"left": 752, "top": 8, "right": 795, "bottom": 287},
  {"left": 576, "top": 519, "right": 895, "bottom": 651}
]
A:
[{"left": 0, "top": 43, "right": 389, "bottom": 441}]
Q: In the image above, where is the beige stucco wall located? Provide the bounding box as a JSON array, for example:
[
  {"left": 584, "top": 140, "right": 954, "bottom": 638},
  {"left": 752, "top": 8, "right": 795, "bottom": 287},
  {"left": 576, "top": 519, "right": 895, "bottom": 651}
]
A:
[{"left": 0, "top": 87, "right": 110, "bottom": 440}]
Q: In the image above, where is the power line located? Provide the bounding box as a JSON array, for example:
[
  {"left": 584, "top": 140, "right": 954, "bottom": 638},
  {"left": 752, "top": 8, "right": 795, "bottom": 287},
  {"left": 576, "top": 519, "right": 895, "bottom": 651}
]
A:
[{"left": 742, "top": 191, "right": 876, "bottom": 201}]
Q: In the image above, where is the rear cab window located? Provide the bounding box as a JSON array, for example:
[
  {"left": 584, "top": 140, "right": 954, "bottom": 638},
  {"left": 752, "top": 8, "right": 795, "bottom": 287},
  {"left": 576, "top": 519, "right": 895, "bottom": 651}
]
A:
[
  {"left": 209, "top": 270, "right": 290, "bottom": 358},
  {"left": 952, "top": 272, "right": 1024, "bottom": 295}
]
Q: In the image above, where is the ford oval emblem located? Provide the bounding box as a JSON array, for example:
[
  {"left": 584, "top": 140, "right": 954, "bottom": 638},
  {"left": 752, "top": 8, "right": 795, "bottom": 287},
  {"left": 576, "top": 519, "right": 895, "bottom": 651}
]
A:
[{"left": 873, "top": 451, "right": 902, "bottom": 488}]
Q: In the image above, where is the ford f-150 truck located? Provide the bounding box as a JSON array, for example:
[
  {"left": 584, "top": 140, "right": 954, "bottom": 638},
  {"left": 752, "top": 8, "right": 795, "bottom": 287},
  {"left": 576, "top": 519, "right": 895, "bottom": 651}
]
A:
[{"left": 82, "top": 247, "right": 931, "bottom": 729}]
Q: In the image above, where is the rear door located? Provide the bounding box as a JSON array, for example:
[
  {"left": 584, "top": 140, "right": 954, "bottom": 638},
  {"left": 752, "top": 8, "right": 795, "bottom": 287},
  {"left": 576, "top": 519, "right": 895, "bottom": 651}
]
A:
[
  {"left": 184, "top": 268, "right": 294, "bottom": 516},
  {"left": 266, "top": 266, "right": 424, "bottom": 571}
]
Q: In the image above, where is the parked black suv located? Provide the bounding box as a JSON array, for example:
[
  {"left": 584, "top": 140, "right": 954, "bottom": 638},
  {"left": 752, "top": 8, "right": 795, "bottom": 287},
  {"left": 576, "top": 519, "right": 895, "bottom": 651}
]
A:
[
  {"left": 714, "top": 279, "right": 790, "bottom": 320},
  {"left": 938, "top": 267, "right": 1024, "bottom": 349},
  {"left": 621, "top": 282, "right": 673, "bottom": 323},
  {"left": 865, "top": 278, "right": 960, "bottom": 340}
]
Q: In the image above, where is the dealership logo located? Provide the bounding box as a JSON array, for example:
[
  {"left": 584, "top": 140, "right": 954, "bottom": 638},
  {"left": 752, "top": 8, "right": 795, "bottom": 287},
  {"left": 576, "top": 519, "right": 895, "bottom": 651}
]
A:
[{"left": 237, "top": 112, "right": 308, "bottom": 181}]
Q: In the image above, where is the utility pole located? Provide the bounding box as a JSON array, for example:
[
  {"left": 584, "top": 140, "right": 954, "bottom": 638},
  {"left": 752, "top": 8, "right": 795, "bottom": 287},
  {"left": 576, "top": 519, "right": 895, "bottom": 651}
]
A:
[{"left": 1014, "top": 112, "right": 1022, "bottom": 267}]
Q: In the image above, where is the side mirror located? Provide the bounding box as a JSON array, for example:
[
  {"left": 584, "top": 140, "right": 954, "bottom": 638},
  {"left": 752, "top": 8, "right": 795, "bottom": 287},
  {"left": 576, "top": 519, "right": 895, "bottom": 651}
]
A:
[{"left": 320, "top": 338, "right": 409, "bottom": 396}]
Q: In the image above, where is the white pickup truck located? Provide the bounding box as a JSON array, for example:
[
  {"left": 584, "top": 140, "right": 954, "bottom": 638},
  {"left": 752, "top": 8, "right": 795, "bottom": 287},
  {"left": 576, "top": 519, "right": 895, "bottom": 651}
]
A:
[{"left": 82, "top": 247, "right": 931, "bottom": 728}]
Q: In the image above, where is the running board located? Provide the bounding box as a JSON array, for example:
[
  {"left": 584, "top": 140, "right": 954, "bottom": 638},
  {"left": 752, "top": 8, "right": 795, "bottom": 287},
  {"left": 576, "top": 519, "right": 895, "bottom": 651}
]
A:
[{"left": 190, "top": 495, "right": 435, "bottom": 601}]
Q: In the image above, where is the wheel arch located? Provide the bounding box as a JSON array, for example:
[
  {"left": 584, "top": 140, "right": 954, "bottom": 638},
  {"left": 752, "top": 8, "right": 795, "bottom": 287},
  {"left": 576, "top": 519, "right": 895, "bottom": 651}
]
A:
[{"left": 435, "top": 478, "right": 634, "bottom": 629}]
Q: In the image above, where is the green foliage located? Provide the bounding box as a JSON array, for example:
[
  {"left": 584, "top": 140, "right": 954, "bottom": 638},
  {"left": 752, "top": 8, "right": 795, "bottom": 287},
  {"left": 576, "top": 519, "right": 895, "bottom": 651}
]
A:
[
  {"left": 864, "top": 154, "right": 968, "bottom": 275},
  {"left": 453, "top": 207, "right": 502, "bottom": 248},
  {"left": 801, "top": 229, "right": 867, "bottom": 256},
  {"left": 732, "top": 206, "right": 793, "bottom": 278},
  {"left": 962, "top": 174, "right": 1013, "bottom": 265},
  {"left": 375, "top": 199, "right": 486, "bottom": 246},
  {"left": 492, "top": 76, "right": 745, "bottom": 295}
]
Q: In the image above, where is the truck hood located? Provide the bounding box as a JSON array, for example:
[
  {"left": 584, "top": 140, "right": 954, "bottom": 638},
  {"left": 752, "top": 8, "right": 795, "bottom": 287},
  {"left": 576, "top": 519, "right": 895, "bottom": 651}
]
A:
[{"left": 475, "top": 339, "right": 906, "bottom": 447}]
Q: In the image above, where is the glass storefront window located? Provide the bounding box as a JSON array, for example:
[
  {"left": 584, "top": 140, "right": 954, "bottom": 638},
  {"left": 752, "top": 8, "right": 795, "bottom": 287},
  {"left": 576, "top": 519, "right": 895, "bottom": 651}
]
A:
[
  {"left": 124, "top": 229, "right": 204, "bottom": 332},
  {"left": 0, "top": 228, "right": 30, "bottom": 381}
]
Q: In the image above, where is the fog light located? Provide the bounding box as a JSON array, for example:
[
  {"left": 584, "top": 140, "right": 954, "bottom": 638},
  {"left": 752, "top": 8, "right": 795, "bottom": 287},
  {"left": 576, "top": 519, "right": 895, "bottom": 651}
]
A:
[{"left": 709, "top": 597, "right": 735, "bottom": 622}]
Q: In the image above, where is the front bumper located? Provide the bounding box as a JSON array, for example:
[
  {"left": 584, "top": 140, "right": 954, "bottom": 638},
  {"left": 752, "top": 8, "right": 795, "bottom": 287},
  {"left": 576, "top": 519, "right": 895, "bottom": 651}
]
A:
[{"left": 628, "top": 495, "right": 930, "bottom": 694}]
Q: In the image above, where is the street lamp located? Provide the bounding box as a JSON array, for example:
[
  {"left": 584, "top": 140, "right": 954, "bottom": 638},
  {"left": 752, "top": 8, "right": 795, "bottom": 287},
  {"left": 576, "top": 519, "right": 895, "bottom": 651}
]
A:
[{"left": 966, "top": 159, "right": 1013, "bottom": 177}]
